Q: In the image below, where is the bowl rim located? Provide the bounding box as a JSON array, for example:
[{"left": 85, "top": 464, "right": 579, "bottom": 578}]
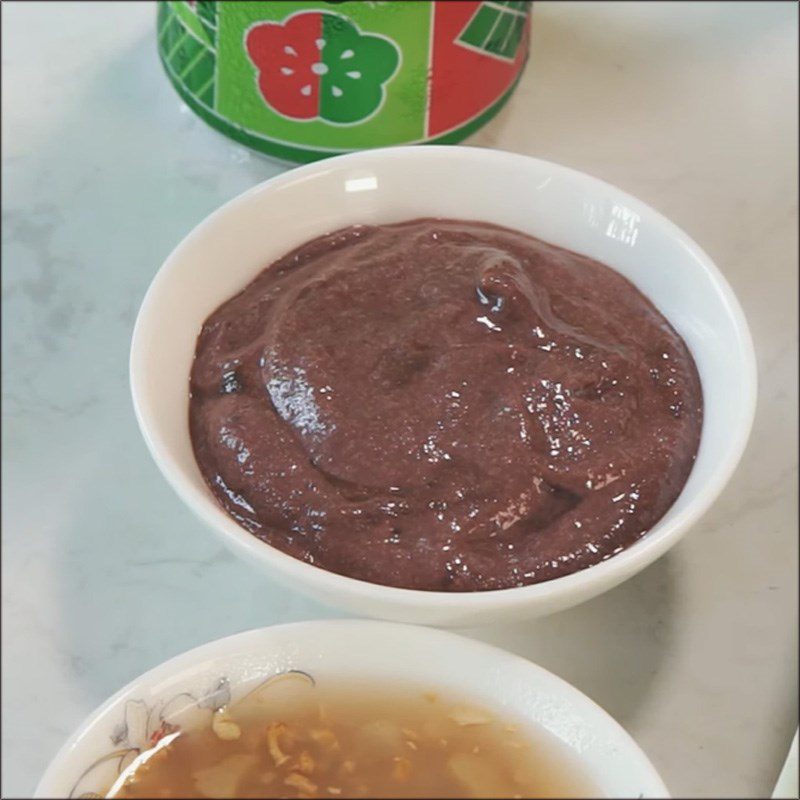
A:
[
  {"left": 130, "top": 145, "right": 757, "bottom": 611},
  {"left": 36, "top": 619, "right": 670, "bottom": 798}
]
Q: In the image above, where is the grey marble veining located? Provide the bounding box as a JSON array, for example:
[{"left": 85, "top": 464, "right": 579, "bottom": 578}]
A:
[{"left": 2, "top": 2, "right": 797, "bottom": 797}]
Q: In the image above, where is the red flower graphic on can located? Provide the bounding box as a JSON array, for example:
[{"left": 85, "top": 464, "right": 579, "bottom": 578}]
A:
[{"left": 245, "top": 11, "right": 400, "bottom": 125}]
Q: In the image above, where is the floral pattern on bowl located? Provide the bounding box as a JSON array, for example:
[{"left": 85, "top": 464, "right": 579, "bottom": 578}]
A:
[{"left": 70, "top": 671, "right": 313, "bottom": 798}]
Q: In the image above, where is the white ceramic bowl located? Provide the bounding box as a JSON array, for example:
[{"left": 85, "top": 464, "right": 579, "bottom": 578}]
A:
[
  {"left": 36, "top": 620, "right": 669, "bottom": 798},
  {"left": 130, "top": 146, "right": 756, "bottom": 627}
]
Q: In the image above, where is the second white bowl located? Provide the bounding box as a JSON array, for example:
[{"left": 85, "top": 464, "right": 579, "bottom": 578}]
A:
[{"left": 36, "top": 621, "right": 669, "bottom": 798}]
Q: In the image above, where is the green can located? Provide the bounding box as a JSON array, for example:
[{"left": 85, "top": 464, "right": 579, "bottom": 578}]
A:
[{"left": 157, "top": 1, "right": 531, "bottom": 163}]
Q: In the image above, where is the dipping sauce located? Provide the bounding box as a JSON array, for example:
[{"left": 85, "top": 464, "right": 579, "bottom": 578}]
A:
[
  {"left": 108, "top": 674, "right": 597, "bottom": 799},
  {"left": 190, "top": 218, "right": 702, "bottom": 591}
]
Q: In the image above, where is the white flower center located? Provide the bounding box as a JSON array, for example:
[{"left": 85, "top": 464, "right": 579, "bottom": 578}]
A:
[{"left": 311, "top": 62, "right": 329, "bottom": 76}]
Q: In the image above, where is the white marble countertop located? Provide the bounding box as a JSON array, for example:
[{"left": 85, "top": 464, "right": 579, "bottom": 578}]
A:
[{"left": 2, "top": 2, "right": 797, "bottom": 797}]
